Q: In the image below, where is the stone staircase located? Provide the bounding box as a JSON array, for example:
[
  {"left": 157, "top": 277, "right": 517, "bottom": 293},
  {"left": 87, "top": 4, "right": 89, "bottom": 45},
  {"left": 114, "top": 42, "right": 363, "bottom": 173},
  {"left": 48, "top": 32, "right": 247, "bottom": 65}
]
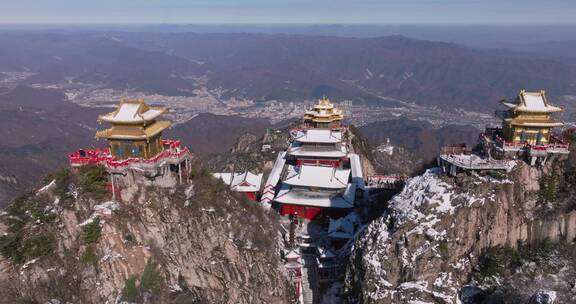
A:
[{"left": 301, "top": 254, "right": 319, "bottom": 304}]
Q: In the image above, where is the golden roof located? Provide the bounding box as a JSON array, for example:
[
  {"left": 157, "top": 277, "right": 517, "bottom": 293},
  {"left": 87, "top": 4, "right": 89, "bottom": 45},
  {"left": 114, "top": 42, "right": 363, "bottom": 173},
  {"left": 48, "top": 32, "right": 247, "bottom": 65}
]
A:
[
  {"left": 96, "top": 121, "right": 171, "bottom": 140},
  {"left": 98, "top": 99, "right": 167, "bottom": 125},
  {"left": 304, "top": 96, "right": 344, "bottom": 124},
  {"left": 501, "top": 90, "right": 563, "bottom": 114}
]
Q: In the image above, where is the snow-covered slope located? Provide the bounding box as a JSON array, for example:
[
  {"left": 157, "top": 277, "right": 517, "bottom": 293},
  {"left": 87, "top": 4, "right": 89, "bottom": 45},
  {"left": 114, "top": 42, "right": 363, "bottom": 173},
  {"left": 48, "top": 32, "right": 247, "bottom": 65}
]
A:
[{"left": 345, "top": 161, "right": 576, "bottom": 303}]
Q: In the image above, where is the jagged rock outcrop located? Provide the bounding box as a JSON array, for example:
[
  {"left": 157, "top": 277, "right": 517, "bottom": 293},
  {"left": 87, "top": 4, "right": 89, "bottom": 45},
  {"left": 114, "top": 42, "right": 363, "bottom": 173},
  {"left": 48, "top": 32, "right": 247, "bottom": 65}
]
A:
[
  {"left": 369, "top": 145, "right": 425, "bottom": 176},
  {"left": 0, "top": 167, "right": 289, "bottom": 303},
  {"left": 206, "top": 130, "right": 290, "bottom": 175},
  {"left": 345, "top": 159, "right": 576, "bottom": 303},
  {"left": 231, "top": 133, "right": 260, "bottom": 154},
  {"left": 349, "top": 126, "right": 424, "bottom": 176}
]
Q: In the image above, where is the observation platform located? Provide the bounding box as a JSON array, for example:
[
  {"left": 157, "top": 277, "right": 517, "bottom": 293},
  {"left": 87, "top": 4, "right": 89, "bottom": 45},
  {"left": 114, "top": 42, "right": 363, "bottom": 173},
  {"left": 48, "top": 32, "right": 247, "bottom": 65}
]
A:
[{"left": 69, "top": 139, "right": 191, "bottom": 174}]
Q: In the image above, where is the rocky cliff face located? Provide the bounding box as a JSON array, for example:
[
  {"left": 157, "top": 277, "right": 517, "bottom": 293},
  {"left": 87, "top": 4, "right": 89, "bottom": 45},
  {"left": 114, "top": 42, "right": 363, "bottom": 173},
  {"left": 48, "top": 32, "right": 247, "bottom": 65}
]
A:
[
  {"left": 349, "top": 126, "right": 424, "bottom": 176},
  {"left": 0, "top": 166, "right": 289, "bottom": 303},
  {"left": 345, "top": 157, "right": 576, "bottom": 303},
  {"left": 206, "top": 130, "right": 290, "bottom": 175}
]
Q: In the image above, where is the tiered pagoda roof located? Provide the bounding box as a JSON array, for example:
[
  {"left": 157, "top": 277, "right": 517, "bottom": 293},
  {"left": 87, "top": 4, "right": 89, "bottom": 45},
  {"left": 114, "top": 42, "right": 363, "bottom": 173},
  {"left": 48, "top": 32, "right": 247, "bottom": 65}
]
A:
[
  {"left": 303, "top": 96, "right": 344, "bottom": 126},
  {"left": 500, "top": 90, "right": 564, "bottom": 129},
  {"left": 273, "top": 163, "right": 356, "bottom": 209},
  {"left": 263, "top": 96, "right": 363, "bottom": 217},
  {"left": 96, "top": 99, "right": 171, "bottom": 140}
]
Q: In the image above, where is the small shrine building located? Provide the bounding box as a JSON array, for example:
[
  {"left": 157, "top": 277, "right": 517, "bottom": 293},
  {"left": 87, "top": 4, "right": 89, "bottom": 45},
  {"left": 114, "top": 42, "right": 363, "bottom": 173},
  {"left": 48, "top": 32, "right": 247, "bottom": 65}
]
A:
[
  {"left": 212, "top": 171, "right": 263, "bottom": 201},
  {"left": 69, "top": 99, "right": 192, "bottom": 196}
]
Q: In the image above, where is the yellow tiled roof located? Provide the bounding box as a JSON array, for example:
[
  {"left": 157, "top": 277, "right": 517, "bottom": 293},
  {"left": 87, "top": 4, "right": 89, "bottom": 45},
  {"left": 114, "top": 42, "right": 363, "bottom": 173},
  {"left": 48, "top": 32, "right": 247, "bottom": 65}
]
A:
[
  {"left": 96, "top": 121, "right": 171, "bottom": 140},
  {"left": 98, "top": 99, "right": 167, "bottom": 124}
]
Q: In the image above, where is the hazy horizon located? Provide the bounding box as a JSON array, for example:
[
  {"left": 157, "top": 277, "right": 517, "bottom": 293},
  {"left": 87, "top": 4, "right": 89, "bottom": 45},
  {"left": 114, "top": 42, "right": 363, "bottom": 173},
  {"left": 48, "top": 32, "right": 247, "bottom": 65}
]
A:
[
  {"left": 1, "top": 0, "right": 575, "bottom": 25},
  {"left": 1, "top": 23, "right": 575, "bottom": 48}
]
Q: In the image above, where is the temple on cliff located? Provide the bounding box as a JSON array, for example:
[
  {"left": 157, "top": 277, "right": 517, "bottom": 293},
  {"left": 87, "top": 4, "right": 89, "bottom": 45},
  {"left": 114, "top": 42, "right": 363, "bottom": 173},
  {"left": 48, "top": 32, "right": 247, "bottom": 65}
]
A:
[
  {"left": 261, "top": 97, "right": 364, "bottom": 219},
  {"left": 499, "top": 90, "right": 564, "bottom": 145},
  {"left": 439, "top": 90, "right": 570, "bottom": 174},
  {"left": 481, "top": 90, "right": 569, "bottom": 164},
  {"left": 69, "top": 99, "right": 192, "bottom": 195},
  {"left": 95, "top": 99, "right": 171, "bottom": 159}
]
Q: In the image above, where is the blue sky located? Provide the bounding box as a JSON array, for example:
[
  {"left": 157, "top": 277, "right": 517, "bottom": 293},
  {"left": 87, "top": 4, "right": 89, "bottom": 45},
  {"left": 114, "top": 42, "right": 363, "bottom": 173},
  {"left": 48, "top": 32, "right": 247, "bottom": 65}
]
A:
[{"left": 0, "top": 0, "right": 573, "bottom": 24}]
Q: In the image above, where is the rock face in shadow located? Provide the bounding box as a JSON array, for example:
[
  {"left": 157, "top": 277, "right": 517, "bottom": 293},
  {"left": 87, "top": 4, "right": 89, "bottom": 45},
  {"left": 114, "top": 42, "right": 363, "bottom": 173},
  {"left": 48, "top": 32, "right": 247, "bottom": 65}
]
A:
[
  {"left": 345, "top": 157, "right": 576, "bottom": 303},
  {"left": 0, "top": 169, "right": 289, "bottom": 303}
]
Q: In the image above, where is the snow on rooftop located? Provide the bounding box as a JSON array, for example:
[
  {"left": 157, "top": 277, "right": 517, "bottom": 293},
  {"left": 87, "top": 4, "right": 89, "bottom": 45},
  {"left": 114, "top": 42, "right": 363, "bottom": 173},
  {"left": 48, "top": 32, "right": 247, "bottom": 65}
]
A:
[
  {"left": 115, "top": 102, "right": 141, "bottom": 121},
  {"left": 328, "top": 212, "right": 360, "bottom": 239},
  {"left": 350, "top": 153, "right": 365, "bottom": 189},
  {"left": 274, "top": 183, "right": 355, "bottom": 208},
  {"left": 523, "top": 93, "right": 548, "bottom": 111},
  {"left": 285, "top": 249, "right": 301, "bottom": 259},
  {"left": 100, "top": 101, "right": 166, "bottom": 123},
  {"left": 265, "top": 152, "right": 286, "bottom": 188},
  {"left": 260, "top": 152, "right": 286, "bottom": 204},
  {"left": 288, "top": 143, "right": 348, "bottom": 158},
  {"left": 294, "top": 129, "right": 342, "bottom": 143},
  {"left": 507, "top": 91, "right": 563, "bottom": 113},
  {"left": 213, "top": 171, "right": 263, "bottom": 193},
  {"left": 284, "top": 165, "right": 350, "bottom": 189}
]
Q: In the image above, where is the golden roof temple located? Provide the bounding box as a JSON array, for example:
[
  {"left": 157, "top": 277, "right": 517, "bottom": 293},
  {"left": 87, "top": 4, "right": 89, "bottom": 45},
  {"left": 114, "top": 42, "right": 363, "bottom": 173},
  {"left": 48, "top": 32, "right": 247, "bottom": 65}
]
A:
[
  {"left": 303, "top": 96, "right": 344, "bottom": 128},
  {"left": 96, "top": 99, "right": 171, "bottom": 159},
  {"left": 501, "top": 90, "right": 564, "bottom": 145}
]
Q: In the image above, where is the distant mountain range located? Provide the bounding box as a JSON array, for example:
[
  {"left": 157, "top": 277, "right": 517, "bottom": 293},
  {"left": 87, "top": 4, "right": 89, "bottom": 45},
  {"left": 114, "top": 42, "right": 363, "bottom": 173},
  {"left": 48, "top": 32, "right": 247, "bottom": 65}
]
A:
[
  {"left": 497, "top": 40, "right": 576, "bottom": 65},
  {"left": 1, "top": 32, "right": 576, "bottom": 112}
]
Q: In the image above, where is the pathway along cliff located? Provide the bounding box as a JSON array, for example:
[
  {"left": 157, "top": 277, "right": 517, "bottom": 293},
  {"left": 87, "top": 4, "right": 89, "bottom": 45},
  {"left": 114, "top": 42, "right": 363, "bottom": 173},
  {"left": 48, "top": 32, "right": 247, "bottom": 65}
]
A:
[
  {"left": 345, "top": 151, "right": 576, "bottom": 303},
  {"left": 0, "top": 164, "right": 291, "bottom": 303}
]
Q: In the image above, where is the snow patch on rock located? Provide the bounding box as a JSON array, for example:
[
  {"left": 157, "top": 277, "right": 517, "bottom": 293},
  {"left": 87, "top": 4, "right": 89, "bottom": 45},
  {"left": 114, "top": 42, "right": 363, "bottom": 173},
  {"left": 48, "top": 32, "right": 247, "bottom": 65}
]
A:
[
  {"left": 37, "top": 180, "right": 56, "bottom": 194},
  {"left": 79, "top": 201, "right": 119, "bottom": 226}
]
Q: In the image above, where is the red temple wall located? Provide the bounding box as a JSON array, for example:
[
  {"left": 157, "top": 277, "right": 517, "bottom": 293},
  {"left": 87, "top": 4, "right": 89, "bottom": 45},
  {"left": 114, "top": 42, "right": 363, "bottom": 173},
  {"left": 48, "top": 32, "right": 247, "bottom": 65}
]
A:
[
  {"left": 280, "top": 204, "right": 351, "bottom": 220},
  {"left": 244, "top": 192, "right": 257, "bottom": 201},
  {"left": 296, "top": 159, "right": 341, "bottom": 167},
  {"left": 280, "top": 204, "right": 323, "bottom": 219}
]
